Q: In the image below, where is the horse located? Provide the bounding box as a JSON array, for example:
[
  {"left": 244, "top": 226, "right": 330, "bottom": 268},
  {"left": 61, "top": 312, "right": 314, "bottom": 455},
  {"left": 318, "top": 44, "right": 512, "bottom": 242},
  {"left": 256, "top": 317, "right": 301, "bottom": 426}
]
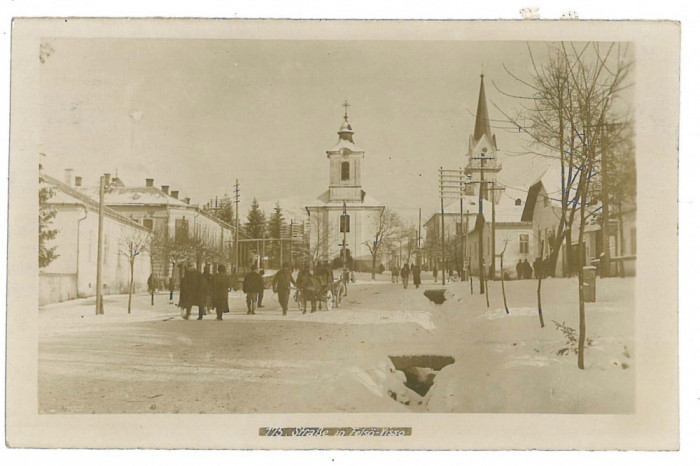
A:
[{"left": 296, "top": 273, "right": 332, "bottom": 313}]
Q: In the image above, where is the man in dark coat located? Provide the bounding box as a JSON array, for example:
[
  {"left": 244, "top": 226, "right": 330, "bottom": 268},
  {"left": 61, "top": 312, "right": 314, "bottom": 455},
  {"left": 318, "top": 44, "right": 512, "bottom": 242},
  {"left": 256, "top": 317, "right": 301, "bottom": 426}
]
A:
[
  {"left": 400, "top": 263, "right": 410, "bottom": 289},
  {"left": 243, "top": 266, "right": 264, "bottom": 315},
  {"left": 257, "top": 269, "right": 266, "bottom": 308},
  {"left": 522, "top": 259, "right": 533, "bottom": 279},
  {"left": 272, "top": 263, "right": 296, "bottom": 316},
  {"left": 516, "top": 259, "right": 523, "bottom": 280},
  {"left": 178, "top": 265, "right": 201, "bottom": 320},
  {"left": 412, "top": 263, "right": 422, "bottom": 288},
  {"left": 147, "top": 274, "right": 156, "bottom": 306},
  {"left": 213, "top": 265, "right": 230, "bottom": 320}
]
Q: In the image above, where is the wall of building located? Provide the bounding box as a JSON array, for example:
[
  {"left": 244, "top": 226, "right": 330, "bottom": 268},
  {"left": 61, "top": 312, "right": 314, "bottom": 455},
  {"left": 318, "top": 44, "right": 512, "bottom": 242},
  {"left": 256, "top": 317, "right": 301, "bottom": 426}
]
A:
[
  {"left": 307, "top": 206, "right": 383, "bottom": 265},
  {"left": 40, "top": 204, "right": 152, "bottom": 304}
]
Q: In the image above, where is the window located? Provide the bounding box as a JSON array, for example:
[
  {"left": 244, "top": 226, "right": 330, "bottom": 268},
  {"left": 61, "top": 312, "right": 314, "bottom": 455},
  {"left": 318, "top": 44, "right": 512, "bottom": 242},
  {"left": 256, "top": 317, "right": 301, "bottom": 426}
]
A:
[
  {"left": 519, "top": 234, "right": 529, "bottom": 254},
  {"left": 143, "top": 218, "right": 153, "bottom": 230},
  {"left": 340, "top": 214, "right": 350, "bottom": 233},
  {"left": 515, "top": 198, "right": 522, "bottom": 206},
  {"left": 175, "top": 217, "right": 189, "bottom": 242},
  {"left": 341, "top": 161, "right": 350, "bottom": 181}
]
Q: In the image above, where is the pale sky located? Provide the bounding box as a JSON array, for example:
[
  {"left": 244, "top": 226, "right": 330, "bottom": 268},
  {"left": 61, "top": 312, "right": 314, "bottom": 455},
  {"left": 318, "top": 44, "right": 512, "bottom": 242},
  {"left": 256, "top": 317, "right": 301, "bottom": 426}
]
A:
[{"left": 38, "top": 39, "right": 625, "bottom": 225}]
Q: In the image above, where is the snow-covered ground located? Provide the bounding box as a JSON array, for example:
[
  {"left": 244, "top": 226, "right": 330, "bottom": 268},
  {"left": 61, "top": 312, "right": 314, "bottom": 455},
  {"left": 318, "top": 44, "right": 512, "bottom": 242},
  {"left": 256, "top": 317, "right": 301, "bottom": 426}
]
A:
[{"left": 38, "top": 273, "right": 634, "bottom": 414}]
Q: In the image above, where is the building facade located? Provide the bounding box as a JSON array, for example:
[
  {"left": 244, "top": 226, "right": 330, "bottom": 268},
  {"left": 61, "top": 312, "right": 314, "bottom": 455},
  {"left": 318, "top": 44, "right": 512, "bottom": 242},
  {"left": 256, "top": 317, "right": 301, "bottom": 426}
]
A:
[
  {"left": 306, "top": 104, "right": 385, "bottom": 269},
  {"left": 39, "top": 172, "right": 152, "bottom": 305}
]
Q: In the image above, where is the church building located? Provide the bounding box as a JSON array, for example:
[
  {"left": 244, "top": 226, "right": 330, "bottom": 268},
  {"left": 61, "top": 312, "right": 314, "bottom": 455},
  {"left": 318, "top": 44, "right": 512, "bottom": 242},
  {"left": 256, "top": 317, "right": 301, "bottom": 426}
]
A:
[{"left": 306, "top": 102, "right": 385, "bottom": 269}]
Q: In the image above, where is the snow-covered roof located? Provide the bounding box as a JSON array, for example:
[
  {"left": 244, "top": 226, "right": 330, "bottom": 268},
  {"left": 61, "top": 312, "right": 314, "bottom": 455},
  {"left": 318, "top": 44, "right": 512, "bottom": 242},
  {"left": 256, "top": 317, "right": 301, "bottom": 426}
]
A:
[
  {"left": 76, "top": 186, "right": 190, "bottom": 207},
  {"left": 40, "top": 172, "right": 150, "bottom": 230},
  {"left": 326, "top": 138, "right": 363, "bottom": 154}
]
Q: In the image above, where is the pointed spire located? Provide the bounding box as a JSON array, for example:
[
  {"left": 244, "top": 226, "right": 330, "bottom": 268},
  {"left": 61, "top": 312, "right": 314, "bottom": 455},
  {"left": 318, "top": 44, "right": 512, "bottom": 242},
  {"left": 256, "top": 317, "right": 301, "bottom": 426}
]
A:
[{"left": 473, "top": 74, "right": 492, "bottom": 142}]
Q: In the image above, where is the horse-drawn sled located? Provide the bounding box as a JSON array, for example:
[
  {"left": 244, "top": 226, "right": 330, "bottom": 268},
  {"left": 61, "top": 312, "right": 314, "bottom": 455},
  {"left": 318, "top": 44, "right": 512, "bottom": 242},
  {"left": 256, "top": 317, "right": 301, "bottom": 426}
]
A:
[{"left": 294, "top": 275, "right": 347, "bottom": 313}]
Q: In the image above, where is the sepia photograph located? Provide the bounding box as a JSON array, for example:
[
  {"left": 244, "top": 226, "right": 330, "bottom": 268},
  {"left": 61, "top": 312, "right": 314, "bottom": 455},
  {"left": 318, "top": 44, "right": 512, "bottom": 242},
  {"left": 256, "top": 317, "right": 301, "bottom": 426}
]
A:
[{"left": 6, "top": 18, "right": 679, "bottom": 450}]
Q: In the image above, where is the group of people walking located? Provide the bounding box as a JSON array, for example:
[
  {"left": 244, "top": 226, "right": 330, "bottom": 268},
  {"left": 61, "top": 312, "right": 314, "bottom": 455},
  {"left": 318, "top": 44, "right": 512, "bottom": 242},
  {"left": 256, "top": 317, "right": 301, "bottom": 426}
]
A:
[
  {"left": 176, "top": 261, "right": 341, "bottom": 319},
  {"left": 394, "top": 263, "right": 421, "bottom": 289},
  {"left": 178, "top": 264, "right": 231, "bottom": 320}
]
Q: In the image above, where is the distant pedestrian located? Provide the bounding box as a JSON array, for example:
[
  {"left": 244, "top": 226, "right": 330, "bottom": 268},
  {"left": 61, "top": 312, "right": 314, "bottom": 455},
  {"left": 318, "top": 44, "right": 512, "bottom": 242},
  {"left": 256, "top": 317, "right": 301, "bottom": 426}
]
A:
[
  {"left": 147, "top": 273, "right": 156, "bottom": 306},
  {"left": 272, "top": 263, "right": 296, "bottom": 316},
  {"left": 533, "top": 257, "right": 542, "bottom": 280},
  {"left": 412, "top": 263, "right": 422, "bottom": 288},
  {"left": 213, "top": 265, "right": 230, "bottom": 320},
  {"left": 391, "top": 265, "right": 399, "bottom": 284},
  {"left": 178, "top": 265, "right": 202, "bottom": 320},
  {"left": 400, "top": 263, "right": 410, "bottom": 289},
  {"left": 522, "top": 259, "right": 533, "bottom": 279},
  {"left": 243, "top": 266, "right": 264, "bottom": 315},
  {"left": 516, "top": 259, "right": 523, "bottom": 280},
  {"left": 257, "top": 269, "right": 266, "bottom": 308},
  {"left": 432, "top": 265, "right": 438, "bottom": 283}
]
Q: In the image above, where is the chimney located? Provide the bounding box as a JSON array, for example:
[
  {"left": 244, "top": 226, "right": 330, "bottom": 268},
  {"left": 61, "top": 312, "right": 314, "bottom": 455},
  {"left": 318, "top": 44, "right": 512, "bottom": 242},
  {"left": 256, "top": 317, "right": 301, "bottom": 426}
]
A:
[
  {"left": 171, "top": 190, "right": 179, "bottom": 199},
  {"left": 161, "top": 185, "right": 169, "bottom": 195},
  {"left": 64, "top": 168, "right": 74, "bottom": 185},
  {"left": 74, "top": 176, "right": 83, "bottom": 187},
  {"left": 145, "top": 178, "right": 154, "bottom": 187},
  {"left": 185, "top": 197, "right": 190, "bottom": 205},
  {"left": 103, "top": 173, "right": 111, "bottom": 186}
]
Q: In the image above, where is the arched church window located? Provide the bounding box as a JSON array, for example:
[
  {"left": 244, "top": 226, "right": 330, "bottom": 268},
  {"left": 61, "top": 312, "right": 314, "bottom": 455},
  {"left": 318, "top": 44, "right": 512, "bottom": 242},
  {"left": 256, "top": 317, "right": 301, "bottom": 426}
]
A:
[{"left": 341, "top": 161, "right": 350, "bottom": 181}]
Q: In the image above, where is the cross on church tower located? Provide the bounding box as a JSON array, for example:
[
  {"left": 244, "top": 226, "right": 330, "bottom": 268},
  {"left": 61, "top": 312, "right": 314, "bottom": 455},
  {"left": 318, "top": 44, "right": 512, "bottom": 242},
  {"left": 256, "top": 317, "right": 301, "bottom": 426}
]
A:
[{"left": 342, "top": 100, "right": 350, "bottom": 121}]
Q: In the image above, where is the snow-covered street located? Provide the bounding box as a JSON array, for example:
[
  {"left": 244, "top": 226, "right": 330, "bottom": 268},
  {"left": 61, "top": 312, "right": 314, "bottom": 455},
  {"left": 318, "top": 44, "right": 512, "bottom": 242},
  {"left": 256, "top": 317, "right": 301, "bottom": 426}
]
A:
[{"left": 39, "top": 272, "right": 634, "bottom": 414}]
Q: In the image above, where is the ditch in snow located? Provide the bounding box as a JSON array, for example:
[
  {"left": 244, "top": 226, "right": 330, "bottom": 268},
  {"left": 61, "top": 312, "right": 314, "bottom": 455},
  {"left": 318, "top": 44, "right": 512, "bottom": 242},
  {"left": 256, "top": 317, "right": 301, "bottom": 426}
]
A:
[
  {"left": 388, "top": 355, "right": 455, "bottom": 398},
  {"left": 423, "top": 289, "right": 447, "bottom": 305}
]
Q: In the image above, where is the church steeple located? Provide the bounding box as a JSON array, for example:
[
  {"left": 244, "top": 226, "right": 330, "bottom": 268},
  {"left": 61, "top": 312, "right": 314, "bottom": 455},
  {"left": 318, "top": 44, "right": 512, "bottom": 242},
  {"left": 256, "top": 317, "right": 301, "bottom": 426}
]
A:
[
  {"left": 326, "top": 100, "right": 365, "bottom": 202},
  {"left": 337, "top": 100, "right": 355, "bottom": 143},
  {"left": 466, "top": 74, "right": 501, "bottom": 199},
  {"left": 473, "top": 74, "right": 492, "bottom": 143}
]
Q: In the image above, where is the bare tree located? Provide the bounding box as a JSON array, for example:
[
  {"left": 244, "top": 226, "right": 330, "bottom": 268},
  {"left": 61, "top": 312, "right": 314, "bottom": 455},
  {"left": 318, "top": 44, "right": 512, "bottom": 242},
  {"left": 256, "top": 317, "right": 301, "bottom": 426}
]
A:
[
  {"left": 496, "top": 42, "right": 632, "bottom": 369},
  {"left": 306, "top": 211, "right": 337, "bottom": 268},
  {"left": 495, "top": 42, "right": 633, "bottom": 279},
  {"left": 119, "top": 229, "right": 151, "bottom": 313},
  {"left": 498, "top": 234, "right": 511, "bottom": 314},
  {"left": 364, "top": 208, "right": 402, "bottom": 280}
]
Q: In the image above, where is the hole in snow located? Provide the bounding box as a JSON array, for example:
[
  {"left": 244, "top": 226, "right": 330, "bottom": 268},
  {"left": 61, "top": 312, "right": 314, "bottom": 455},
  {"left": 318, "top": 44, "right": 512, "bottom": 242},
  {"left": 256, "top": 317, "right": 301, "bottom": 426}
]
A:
[
  {"left": 423, "top": 289, "right": 447, "bottom": 305},
  {"left": 389, "top": 355, "right": 455, "bottom": 397}
]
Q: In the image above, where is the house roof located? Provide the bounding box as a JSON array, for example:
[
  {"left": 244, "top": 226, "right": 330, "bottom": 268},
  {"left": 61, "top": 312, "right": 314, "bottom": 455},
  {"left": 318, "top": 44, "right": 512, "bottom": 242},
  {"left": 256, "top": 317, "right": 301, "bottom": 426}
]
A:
[
  {"left": 77, "top": 185, "right": 190, "bottom": 207},
  {"left": 40, "top": 172, "right": 150, "bottom": 231}
]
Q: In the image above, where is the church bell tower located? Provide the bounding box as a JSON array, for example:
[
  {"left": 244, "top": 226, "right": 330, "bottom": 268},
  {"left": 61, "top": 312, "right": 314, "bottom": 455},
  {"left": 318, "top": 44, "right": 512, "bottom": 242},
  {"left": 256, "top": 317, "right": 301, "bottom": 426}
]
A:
[{"left": 327, "top": 100, "right": 365, "bottom": 202}]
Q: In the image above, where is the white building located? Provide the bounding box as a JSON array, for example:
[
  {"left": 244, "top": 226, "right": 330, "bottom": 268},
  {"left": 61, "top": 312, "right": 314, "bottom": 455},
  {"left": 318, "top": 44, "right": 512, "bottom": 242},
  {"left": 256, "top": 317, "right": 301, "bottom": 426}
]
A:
[
  {"left": 306, "top": 103, "right": 385, "bottom": 269},
  {"left": 77, "top": 175, "right": 236, "bottom": 279},
  {"left": 39, "top": 171, "right": 152, "bottom": 305}
]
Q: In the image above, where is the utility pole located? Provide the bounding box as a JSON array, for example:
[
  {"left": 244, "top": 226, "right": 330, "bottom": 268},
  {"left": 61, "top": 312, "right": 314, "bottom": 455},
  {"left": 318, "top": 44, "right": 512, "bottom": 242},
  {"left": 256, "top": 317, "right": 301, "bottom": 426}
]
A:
[
  {"left": 468, "top": 151, "right": 494, "bottom": 294},
  {"left": 233, "top": 179, "right": 240, "bottom": 274},
  {"left": 289, "top": 219, "right": 294, "bottom": 266},
  {"left": 439, "top": 167, "right": 466, "bottom": 287},
  {"left": 95, "top": 175, "right": 105, "bottom": 315},
  {"left": 600, "top": 123, "right": 610, "bottom": 277},
  {"left": 440, "top": 184, "right": 446, "bottom": 285},
  {"left": 417, "top": 208, "right": 422, "bottom": 269},
  {"left": 486, "top": 183, "right": 505, "bottom": 280},
  {"left": 459, "top": 188, "right": 464, "bottom": 281},
  {"left": 342, "top": 201, "right": 348, "bottom": 277}
]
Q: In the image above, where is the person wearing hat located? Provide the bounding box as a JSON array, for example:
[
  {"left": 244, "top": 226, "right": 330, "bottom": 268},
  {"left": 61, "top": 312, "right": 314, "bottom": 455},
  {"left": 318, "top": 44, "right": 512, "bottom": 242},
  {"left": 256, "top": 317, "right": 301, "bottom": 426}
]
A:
[
  {"left": 213, "top": 264, "right": 230, "bottom": 320},
  {"left": 242, "top": 265, "right": 264, "bottom": 315},
  {"left": 272, "top": 263, "right": 296, "bottom": 316}
]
